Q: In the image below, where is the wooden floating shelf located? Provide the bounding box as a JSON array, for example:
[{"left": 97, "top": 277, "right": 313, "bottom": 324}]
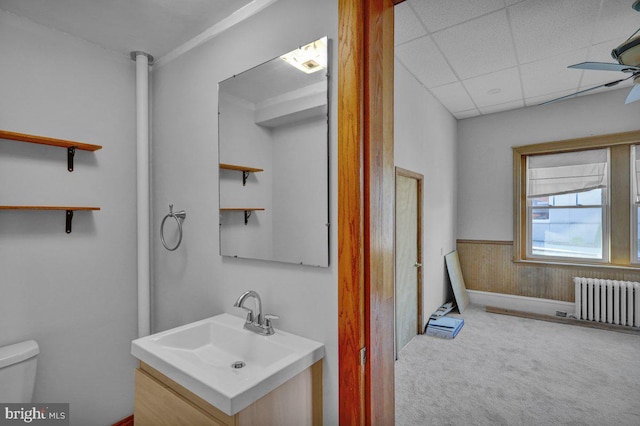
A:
[
  {"left": 220, "top": 163, "right": 263, "bottom": 186},
  {"left": 0, "top": 206, "right": 100, "bottom": 211},
  {"left": 0, "top": 205, "right": 100, "bottom": 233},
  {"left": 0, "top": 129, "right": 102, "bottom": 171},
  {"left": 219, "top": 163, "right": 263, "bottom": 173},
  {"left": 220, "top": 208, "right": 264, "bottom": 225},
  {"left": 0, "top": 130, "right": 102, "bottom": 151}
]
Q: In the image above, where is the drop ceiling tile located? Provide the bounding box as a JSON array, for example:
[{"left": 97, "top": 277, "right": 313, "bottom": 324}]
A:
[
  {"left": 395, "top": 36, "right": 458, "bottom": 88},
  {"left": 394, "top": 0, "right": 635, "bottom": 117},
  {"left": 592, "top": 0, "right": 640, "bottom": 44},
  {"left": 430, "top": 82, "right": 476, "bottom": 112},
  {"left": 395, "top": 2, "right": 427, "bottom": 46},
  {"left": 454, "top": 109, "right": 482, "bottom": 119},
  {"left": 479, "top": 99, "right": 524, "bottom": 115},
  {"left": 433, "top": 10, "right": 517, "bottom": 80},
  {"left": 510, "top": 0, "right": 601, "bottom": 64},
  {"left": 520, "top": 49, "right": 587, "bottom": 98},
  {"left": 409, "top": 0, "right": 505, "bottom": 33},
  {"left": 462, "top": 67, "right": 522, "bottom": 107}
]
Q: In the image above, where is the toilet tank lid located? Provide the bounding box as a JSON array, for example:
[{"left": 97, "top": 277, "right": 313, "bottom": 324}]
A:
[{"left": 0, "top": 340, "right": 39, "bottom": 369}]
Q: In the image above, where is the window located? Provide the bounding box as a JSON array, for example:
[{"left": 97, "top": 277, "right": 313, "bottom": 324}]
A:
[
  {"left": 513, "top": 131, "right": 640, "bottom": 268},
  {"left": 632, "top": 145, "right": 640, "bottom": 263},
  {"left": 526, "top": 149, "right": 609, "bottom": 262}
]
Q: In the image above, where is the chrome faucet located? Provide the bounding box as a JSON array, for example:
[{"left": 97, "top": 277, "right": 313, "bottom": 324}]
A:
[{"left": 233, "top": 290, "right": 278, "bottom": 336}]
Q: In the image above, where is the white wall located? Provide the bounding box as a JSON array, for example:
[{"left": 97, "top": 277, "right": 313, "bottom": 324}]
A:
[
  {"left": 0, "top": 11, "right": 137, "bottom": 426},
  {"left": 394, "top": 59, "right": 458, "bottom": 327},
  {"left": 457, "top": 88, "right": 640, "bottom": 241},
  {"left": 151, "top": 0, "right": 338, "bottom": 423}
]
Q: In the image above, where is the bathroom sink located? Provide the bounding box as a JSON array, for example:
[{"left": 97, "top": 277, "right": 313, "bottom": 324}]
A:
[{"left": 131, "top": 313, "right": 324, "bottom": 415}]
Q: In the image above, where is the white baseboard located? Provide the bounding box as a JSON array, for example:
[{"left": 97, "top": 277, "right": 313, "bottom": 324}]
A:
[{"left": 467, "top": 290, "right": 575, "bottom": 318}]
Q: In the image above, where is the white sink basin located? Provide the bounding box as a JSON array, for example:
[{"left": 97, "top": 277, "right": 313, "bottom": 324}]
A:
[{"left": 131, "top": 313, "right": 324, "bottom": 416}]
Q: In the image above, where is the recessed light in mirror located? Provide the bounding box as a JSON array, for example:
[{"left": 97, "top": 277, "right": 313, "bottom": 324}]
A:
[{"left": 281, "top": 37, "right": 328, "bottom": 74}]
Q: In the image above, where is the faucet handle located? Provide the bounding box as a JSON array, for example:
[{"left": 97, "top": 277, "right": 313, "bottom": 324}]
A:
[
  {"left": 264, "top": 314, "right": 279, "bottom": 328},
  {"left": 236, "top": 306, "right": 254, "bottom": 323}
]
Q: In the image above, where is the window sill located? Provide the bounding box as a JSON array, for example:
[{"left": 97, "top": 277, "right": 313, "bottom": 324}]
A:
[{"left": 513, "top": 259, "right": 640, "bottom": 271}]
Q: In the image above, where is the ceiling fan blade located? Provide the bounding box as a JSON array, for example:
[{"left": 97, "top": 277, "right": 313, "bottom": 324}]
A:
[
  {"left": 625, "top": 84, "right": 640, "bottom": 104},
  {"left": 539, "top": 80, "right": 625, "bottom": 105},
  {"left": 568, "top": 62, "right": 640, "bottom": 72}
]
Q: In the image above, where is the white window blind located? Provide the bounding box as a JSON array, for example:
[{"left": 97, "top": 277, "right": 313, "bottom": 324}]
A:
[{"left": 527, "top": 148, "right": 608, "bottom": 198}]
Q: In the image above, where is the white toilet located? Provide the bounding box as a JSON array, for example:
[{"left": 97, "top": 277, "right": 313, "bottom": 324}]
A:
[{"left": 0, "top": 340, "right": 39, "bottom": 403}]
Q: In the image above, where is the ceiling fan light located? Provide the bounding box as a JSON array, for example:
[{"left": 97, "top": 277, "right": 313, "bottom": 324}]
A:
[{"left": 611, "top": 35, "right": 640, "bottom": 66}]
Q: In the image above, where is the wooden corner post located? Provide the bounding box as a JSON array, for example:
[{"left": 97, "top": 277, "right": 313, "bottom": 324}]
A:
[{"left": 338, "top": 0, "right": 395, "bottom": 424}]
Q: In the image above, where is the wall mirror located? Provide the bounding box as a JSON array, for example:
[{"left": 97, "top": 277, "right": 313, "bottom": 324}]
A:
[{"left": 218, "top": 36, "right": 329, "bottom": 267}]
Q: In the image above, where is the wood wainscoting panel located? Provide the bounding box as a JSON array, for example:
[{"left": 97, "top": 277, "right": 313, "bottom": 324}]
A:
[{"left": 457, "top": 240, "right": 640, "bottom": 302}]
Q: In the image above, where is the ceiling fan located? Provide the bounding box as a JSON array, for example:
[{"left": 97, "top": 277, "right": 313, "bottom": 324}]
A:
[{"left": 542, "top": 1, "right": 640, "bottom": 105}]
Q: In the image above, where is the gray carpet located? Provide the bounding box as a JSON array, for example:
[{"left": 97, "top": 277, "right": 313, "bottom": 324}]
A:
[{"left": 395, "top": 304, "right": 640, "bottom": 426}]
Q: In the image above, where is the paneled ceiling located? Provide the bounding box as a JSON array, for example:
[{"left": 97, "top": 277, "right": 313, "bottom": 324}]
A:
[{"left": 395, "top": 0, "right": 640, "bottom": 118}]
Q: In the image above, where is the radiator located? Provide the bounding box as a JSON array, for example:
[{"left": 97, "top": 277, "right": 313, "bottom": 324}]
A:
[{"left": 573, "top": 277, "right": 640, "bottom": 328}]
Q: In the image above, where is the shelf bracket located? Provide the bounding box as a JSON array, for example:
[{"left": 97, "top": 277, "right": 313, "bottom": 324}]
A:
[
  {"left": 242, "top": 170, "right": 249, "bottom": 186},
  {"left": 67, "top": 146, "right": 76, "bottom": 172},
  {"left": 65, "top": 210, "right": 73, "bottom": 233},
  {"left": 244, "top": 210, "right": 251, "bottom": 225}
]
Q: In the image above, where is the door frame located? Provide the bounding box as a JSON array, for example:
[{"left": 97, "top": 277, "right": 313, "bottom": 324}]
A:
[
  {"left": 395, "top": 167, "right": 424, "bottom": 343},
  {"left": 338, "top": 0, "right": 398, "bottom": 424}
]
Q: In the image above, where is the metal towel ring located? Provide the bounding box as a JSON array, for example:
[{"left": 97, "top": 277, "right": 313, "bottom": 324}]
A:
[{"left": 161, "top": 204, "right": 186, "bottom": 251}]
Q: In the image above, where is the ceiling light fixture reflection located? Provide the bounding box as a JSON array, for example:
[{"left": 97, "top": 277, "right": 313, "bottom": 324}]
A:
[{"left": 280, "top": 37, "right": 327, "bottom": 74}]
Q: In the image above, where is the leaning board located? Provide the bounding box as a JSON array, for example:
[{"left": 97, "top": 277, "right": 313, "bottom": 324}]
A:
[{"left": 445, "top": 250, "right": 470, "bottom": 313}]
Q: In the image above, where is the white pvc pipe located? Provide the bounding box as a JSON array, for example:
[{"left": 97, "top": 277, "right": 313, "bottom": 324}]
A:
[{"left": 133, "top": 51, "right": 153, "bottom": 338}]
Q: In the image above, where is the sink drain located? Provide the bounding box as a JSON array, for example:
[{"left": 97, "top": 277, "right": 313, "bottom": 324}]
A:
[{"left": 231, "top": 361, "right": 246, "bottom": 369}]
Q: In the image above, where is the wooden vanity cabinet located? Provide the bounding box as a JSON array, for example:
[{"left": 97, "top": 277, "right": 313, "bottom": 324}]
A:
[{"left": 134, "top": 361, "right": 322, "bottom": 426}]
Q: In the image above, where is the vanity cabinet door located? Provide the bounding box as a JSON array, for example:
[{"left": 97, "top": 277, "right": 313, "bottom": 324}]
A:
[
  {"left": 134, "top": 361, "right": 322, "bottom": 426},
  {"left": 237, "top": 362, "right": 321, "bottom": 426},
  {"left": 134, "top": 369, "right": 230, "bottom": 426}
]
